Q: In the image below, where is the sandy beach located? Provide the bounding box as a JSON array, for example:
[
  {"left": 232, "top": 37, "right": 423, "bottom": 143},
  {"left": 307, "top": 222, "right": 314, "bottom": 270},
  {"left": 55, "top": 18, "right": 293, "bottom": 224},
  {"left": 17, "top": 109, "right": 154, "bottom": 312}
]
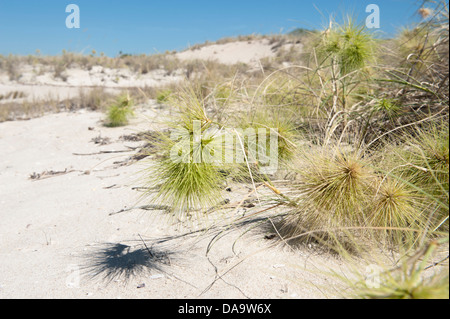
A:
[
  {"left": 0, "top": 105, "right": 341, "bottom": 299},
  {"left": 1, "top": 7, "right": 448, "bottom": 299},
  {"left": 0, "top": 39, "right": 344, "bottom": 298}
]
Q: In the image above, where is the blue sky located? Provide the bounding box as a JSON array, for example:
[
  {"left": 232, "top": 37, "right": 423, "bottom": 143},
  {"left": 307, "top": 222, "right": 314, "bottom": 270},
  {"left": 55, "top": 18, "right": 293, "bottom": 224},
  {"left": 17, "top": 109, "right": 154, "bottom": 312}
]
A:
[{"left": 0, "top": 0, "right": 424, "bottom": 56}]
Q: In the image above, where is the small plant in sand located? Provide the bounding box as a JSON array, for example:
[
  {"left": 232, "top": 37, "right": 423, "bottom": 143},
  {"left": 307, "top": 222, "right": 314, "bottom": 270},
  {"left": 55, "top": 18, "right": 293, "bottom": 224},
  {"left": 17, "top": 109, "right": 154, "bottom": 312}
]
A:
[
  {"left": 310, "top": 17, "right": 378, "bottom": 116},
  {"left": 278, "top": 143, "right": 435, "bottom": 249},
  {"left": 236, "top": 108, "right": 297, "bottom": 165},
  {"left": 143, "top": 86, "right": 228, "bottom": 218},
  {"left": 105, "top": 93, "right": 134, "bottom": 127},
  {"left": 373, "top": 98, "right": 402, "bottom": 120}
]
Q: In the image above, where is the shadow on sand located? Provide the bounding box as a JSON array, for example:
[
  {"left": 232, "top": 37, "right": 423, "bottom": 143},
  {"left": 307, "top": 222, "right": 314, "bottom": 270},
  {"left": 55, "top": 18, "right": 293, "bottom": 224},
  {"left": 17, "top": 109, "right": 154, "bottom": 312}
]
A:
[{"left": 81, "top": 242, "right": 175, "bottom": 284}]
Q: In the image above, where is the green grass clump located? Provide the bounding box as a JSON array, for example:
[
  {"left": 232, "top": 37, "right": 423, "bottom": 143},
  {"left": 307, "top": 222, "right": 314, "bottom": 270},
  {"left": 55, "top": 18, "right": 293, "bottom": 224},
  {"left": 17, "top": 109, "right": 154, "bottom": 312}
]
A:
[
  {"left": 299, "top": 150, "right": 372, "bottom": 221},
  {"left": 367, "top": 178, "right": 425, "bottom": 245},
  {"left": 358, "top": 268, "right": 449, "bottom": 299},
  {"left": 386, "top": 123, "right": 449, "bottom": 230},
  {"left": 373, "top": 98, "right": 402, "bottom": 120},
  {"left": 143, "top": 86, "right": 227, "bottom": 218},
  {"left": 236, "top": 109, "right": 298, "bottom": 164},
  {"left": 156, "top": 89, "right": 173, "bottom": 104},
  {"left": 317, "top": 17, "right": 377, "bottom": 76},
  {"left": 148, "top": 143, "right": 225, "bottom": 216},
  {"left": 105, "top": 93, "right": 134, "bottom": 127},
  {"left": 403, "top": 124, "right": 449, "bottom": 194},
  {"left": 214, "top": 84, "right": 233, "bottom": 105},
  {"left": 280, "top": 147, "right": 374, "bottom": 245}
]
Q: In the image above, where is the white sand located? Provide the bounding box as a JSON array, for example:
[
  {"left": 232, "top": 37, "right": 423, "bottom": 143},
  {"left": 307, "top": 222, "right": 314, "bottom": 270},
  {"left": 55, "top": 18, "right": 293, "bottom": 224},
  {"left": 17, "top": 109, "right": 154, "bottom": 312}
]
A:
[
  {"left": 0, "top": 104, "right": 344, "bottom": 299},
  {"left": 0, "top": 67, "right": 184, "bottom": 105},
  {"left": 177, "top": 39, "right": 303, "bottom": 66},
  {"left": 0, "top": 84, "right": 103, "bottom": 104}
]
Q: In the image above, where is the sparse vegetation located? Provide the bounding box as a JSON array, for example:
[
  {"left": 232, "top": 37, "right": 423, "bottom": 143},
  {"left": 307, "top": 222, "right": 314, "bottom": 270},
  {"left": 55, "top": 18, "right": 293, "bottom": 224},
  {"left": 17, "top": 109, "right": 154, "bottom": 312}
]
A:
[
  {"left": 105, "top": 93, "right": 134, "bottom": 127},
  {"left": 0, "top": 0, "right": 448, "bottom": 299}
]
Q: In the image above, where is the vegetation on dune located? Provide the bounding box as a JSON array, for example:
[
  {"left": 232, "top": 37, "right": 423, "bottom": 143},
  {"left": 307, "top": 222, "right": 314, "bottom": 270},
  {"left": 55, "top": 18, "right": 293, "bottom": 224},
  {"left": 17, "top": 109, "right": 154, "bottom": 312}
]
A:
[
  {"left": 0, "top": 0, "right": 447, "bottom": 299},
  {"left": 337, "top": 238, "right": 449, "bottom": 299},
  {"left": 105, "top": 93, "right": 134, "bottom": 127},
  {"left": 135, "top": 1, "right": 448, "bottom": 298},
  {"left": 142, "top": 86, "right": 228, "bottom": 217}
]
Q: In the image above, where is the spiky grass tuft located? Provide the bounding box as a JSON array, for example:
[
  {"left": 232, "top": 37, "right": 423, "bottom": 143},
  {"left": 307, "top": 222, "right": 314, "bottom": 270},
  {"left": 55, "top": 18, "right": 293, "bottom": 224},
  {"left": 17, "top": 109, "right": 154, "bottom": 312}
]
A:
[
  {"left": 403, "top": 124, "right": 449, "bottom": 194},
  {"left": 346, "top": 239, "right": 449, "bottom": 299},
  {"left": 317, "top": 17, "right": 377, "bottom": 76},
  {"left": 156, "top": 89, "right": 172, "bottom": 104},
  {"left": 149, "top": 151, "right": 225, "bottom": 216},
  {"left": 386, "top": 123, "right": 449, "bottom": 230},
  {"left": 300, "top": 150, "right": 372, "bottom": 218},
  {"left": 280, "top": 147, "right": 374, "bottom": 246},
  {"left": 373, "top": 98, "right": 402, "bottom": 120},
  {"left": 357, "top": 268, "right": 449, "bottom": 299},
  {"left": 367, "top": 178, "right": 425, "bottom": 245},
  {"left": 105, "top": 93, "right": 134, "bottom": 127},
  {"left": 236, "top": 108, "right": 298, "bottom": 165},
  {"left": 143, "top": 85, "right": 227, "bottom": 219}
]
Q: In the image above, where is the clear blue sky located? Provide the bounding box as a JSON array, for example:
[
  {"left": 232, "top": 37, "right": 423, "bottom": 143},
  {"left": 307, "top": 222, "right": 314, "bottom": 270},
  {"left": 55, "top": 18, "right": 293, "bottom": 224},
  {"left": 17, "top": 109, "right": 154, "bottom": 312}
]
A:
[{"left": 0, "top": 0, "right": 425, "bottom": 56}]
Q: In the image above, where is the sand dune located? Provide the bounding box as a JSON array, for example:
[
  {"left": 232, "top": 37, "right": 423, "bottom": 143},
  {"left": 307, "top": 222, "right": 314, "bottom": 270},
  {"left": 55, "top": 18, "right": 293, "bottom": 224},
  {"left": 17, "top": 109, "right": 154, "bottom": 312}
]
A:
[
  {"left": 1, "top": 38, "right": 301, "bottom": 105},
  {"left": 177, "top": 38, "right": 302, "bottom": 66}
]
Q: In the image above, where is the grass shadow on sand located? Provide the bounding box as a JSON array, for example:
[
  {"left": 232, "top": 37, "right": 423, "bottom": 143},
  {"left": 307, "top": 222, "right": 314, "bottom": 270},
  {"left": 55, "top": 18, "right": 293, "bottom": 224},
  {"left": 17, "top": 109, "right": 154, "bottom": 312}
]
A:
[{"left": 81, "top": 242, "right": 176, "bottom": 284}]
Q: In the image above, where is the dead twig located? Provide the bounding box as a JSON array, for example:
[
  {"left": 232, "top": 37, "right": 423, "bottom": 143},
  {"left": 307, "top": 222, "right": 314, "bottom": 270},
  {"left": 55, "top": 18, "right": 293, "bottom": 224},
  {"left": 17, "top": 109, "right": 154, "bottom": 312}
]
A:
[
  {"left": 29, "top": 169, "right": 76, "bottom": 181},
  {"left": 73, "top": 149, "right": 133, "bottom": 156}
]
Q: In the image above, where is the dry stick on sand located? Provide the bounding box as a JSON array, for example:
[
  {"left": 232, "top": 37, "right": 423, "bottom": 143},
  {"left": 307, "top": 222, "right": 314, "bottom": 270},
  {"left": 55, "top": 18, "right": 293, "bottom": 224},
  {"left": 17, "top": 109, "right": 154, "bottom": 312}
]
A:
[
  {"left": 29, "top": 168, "right": 76, "bottom": 181},
  {"left": 72, "top": 149, "right": 134, "bottom": 156}
]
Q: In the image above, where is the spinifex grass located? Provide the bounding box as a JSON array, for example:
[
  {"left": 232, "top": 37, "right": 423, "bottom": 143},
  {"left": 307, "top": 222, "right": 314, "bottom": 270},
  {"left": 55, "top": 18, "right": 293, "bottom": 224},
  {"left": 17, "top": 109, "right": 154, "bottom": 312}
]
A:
[
  {"left": 373, "top": 98, "right": 402, "bottom": 120},
  {"left": 280, "top": 146, "right": 374, "bottom": 246},
  {"left": 342, "top": 238, "right": 449, "bottom": 299},
  {"left": 386, "top": 122, "right": 449, "bottom": 230},
  {"left": 402, "top": 124, "right": 449, "bottom": 196},
  {"left": 105, "top": 93, "right": 134, "bottom": 127},
  {"left": 143, "top": 85, "right": 228, "bottom": 219},
  {"left": 235, "top": 107, "right": 298, "bottom": 164},
  {"left": 359, "top": 268, "right": 449, "bottom": 299},
  {"left": 317, "top": 17, "right": 377, "bottom": 76},
  {"left": 309, "top": 17, "right": 378, "bottom": 116},
  {"left": 367, "top": 177, "right": 426, "bottom": 246},
  {"left": 148, "top": 146, "right": 225, "bottom": 216}
]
